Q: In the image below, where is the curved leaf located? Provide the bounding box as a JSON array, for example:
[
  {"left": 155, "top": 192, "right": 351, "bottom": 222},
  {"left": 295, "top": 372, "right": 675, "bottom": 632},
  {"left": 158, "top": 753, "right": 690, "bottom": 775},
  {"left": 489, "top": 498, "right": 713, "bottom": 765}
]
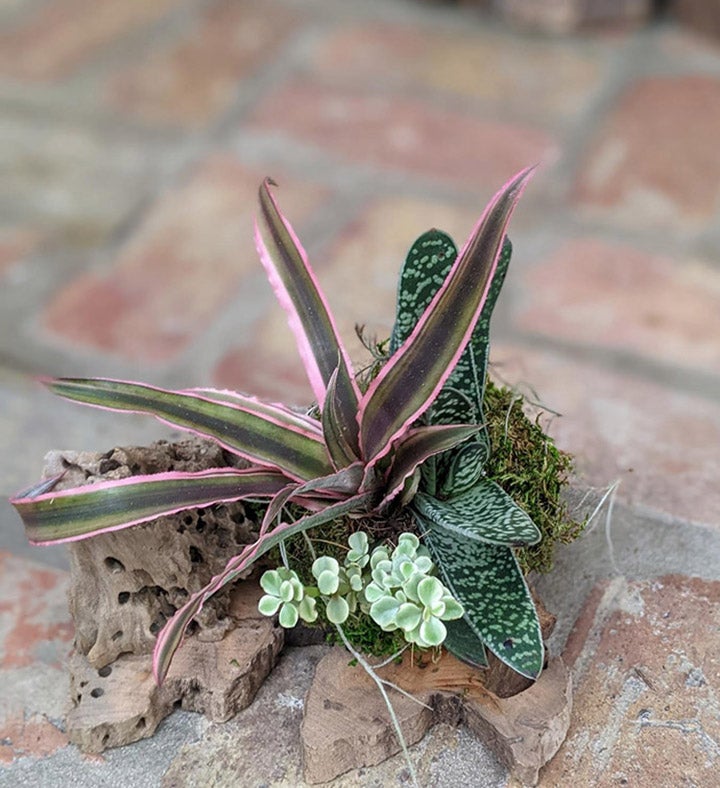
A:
[
  {"left": 255, "top": 180, "right": 360, "bottom": 453},
  {"left": 44, "top": 377, "right": 333, "bottom": 482},
  {"left": 359, "top": 167, "right": 534, "bottom": 466},
  {"left": 379, "top": 424, "right": 481, "bottom": 508},
  {"left": 418, "top": 511, "right": 544, "bottom": 679},
  {"left": 12, "top": 468, "right": 290, "bottom": 545},
  {"left": 414, "top": 482, "right": 541, "bottom": 547},
  {"left": 321, "top": 366, "right": 360, "bottom": 469}
]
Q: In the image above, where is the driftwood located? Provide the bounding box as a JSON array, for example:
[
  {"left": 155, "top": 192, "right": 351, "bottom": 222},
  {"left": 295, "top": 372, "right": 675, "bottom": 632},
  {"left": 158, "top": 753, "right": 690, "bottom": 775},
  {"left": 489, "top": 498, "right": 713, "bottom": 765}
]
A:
[
  {"left": 302, "top": 648, "right": 572, "bottom": 786},
  {"left": 47, "top": 438, "right": 571, "bottom": 779},
  {"left": 45, "top": 439, "right": 283, "bottom": 751}
]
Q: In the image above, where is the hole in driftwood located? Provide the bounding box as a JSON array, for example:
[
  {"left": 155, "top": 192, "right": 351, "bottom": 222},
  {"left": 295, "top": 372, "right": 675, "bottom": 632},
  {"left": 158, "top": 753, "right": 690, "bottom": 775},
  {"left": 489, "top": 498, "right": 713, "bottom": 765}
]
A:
[
  {"left": 104, "top": 557, "right": 125, "bottom": 573},
  {"left": 98, "top": 665, "right": 112, "bottom": 678},
  {"left": 90, "top": 688, "right": 104, "bottom": 698},
  {"left": 102, "top": 733, "right": 110, "bottom": 746},
  {"left": 189, "top": 546, "right": 203, "bottom": 564},
  {"left": 111, "top": 630, "right": 123, "bottom": 642},
  {"left": 136, "top": 717, "right": 146, "bottom": 730},
  {"left": 117, "top": 591, "right": 131, "bottom": 605}
]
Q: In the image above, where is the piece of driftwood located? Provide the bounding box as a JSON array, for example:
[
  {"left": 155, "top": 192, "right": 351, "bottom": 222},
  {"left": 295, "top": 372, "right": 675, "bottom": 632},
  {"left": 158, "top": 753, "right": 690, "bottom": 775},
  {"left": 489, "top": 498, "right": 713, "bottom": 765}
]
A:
[
  {"left": 43, "top": 439, "right": 284, "bottom": 752},
  {"left": 302, "top": 647, "right": 572, "bottom": 786},
  {"left": 67, "top": 582, "right": 283, "bottom": 753},
  {"left": 45, "top": 439, "right": 259, "bottom": 669}
]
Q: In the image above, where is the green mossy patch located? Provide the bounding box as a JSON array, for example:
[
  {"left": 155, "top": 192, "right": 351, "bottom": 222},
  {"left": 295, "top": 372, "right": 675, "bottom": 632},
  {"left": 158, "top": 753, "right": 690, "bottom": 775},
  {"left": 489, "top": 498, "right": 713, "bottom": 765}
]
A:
[{"left": 481, "top": 377, "right": 585, "bottom": 575}]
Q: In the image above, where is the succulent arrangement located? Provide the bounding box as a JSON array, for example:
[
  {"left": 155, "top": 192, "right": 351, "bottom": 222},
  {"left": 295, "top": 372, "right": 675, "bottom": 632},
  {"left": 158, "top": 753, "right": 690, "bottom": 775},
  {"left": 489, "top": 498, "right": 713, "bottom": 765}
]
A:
[{"left": 12, "top": 166, "right": 577, "bottom": 689}]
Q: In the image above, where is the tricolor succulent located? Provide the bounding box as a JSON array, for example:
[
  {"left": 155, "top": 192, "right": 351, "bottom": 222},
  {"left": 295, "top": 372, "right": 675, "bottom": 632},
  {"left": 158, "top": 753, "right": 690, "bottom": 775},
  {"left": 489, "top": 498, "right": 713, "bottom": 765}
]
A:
[{"left": 11, "top": 166, "right": 546, "bottom": 683}]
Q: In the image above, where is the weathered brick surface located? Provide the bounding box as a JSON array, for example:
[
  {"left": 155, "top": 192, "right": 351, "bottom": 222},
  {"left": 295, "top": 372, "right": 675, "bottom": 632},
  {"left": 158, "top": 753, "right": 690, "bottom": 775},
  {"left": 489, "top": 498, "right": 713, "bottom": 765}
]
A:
[
  {"left": 107, "top": 0, "right": 301, "bottom": 126},
  {"left": 42, "top": 159, "right": 327, "bottom": 362},
  {"left": 514, "top": 238, "right": 720, "bottom": 376},
  {"left": 542, "top": 575, "right": 720, "bottom": 786},
  {"left": 575, "top": 76, "right": 720, "bottom": 226},
  {"left": 0, "top": 0, "right": 182, "bottom": 80},
  {"left": 492, "top": 344, "right": 720, "bottom": 528},
  {"left": 309, "top": 23, "right": 610, "bottom": 119},
  {"left": 0, "top": 228, "right": 37, "bottom": 277},
  {"left": 248, "top": 82, "right": 556, "bottom": 187},
  {"left": 0, "top": 551, "right": 73, "bottom": 670}
]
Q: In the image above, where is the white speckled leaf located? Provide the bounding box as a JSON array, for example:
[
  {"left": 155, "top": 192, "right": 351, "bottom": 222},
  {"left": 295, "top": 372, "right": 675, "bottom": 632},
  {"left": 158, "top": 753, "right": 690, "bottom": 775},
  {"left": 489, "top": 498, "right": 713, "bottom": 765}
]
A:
[
  {"left": 415, "top": 480, "right": 542, "bottom": 547},
  {"left": 416, "top": 510, "right": 544, "bottom": 679}
]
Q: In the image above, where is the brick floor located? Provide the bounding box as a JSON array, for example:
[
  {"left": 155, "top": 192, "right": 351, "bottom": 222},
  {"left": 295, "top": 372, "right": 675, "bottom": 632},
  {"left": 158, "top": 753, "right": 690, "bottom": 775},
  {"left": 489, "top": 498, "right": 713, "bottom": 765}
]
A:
[
  {"left": 107, "top": 0, "right": 303, "bottom": 127},
  {"left": 574, "top": 75, "right": 720, "bottom": 227},
  {"left": 513, "top": 237, "right": 720, "bottom": 376},
  {"left": 542, "top": 575, "right": 720, "bottom": 786},
  {"left": 1, "top": 0, "right": 719, "bottom": 784}
]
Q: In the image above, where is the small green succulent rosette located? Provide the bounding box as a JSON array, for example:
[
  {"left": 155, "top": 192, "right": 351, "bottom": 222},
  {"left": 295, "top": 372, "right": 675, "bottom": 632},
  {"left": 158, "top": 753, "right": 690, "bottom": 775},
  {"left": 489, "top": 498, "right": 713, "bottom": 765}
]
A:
[{"left": 258, "top": 567, "right": 317, "bottom": 628}]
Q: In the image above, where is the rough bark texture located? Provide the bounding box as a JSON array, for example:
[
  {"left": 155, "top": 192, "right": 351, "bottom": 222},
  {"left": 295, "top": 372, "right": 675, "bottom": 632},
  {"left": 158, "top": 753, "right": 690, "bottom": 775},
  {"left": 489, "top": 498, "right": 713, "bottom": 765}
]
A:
[
  {"left": 67, "top": 582, "right": 283, "bottom": 753},
  {"left": 302, "top": 648, "right": 572, "bottom": 785},
  {"left": 45, "top": 439, "right": 259, "bottom": 668},
  {"left": 43, "top": 438, "right": 284, "bottom": 753}
]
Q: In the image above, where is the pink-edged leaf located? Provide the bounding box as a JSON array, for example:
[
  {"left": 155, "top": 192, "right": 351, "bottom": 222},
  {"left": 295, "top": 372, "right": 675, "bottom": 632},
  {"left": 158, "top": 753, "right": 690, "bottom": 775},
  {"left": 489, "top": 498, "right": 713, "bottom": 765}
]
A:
[
  {"left": 321, "top": 366, "right": 360, "bottom": 469},
  {"left": 153, "top": 490, "right": 374, "bottom": 684},
  {"left": 11, "top": 468, "right": 290, "bottom": 545},
  {"left": 378, "top": 424, "right": 482, "bottom": 508},
  {"left": 258, "top": 462, "right": 364, "bottom": 534},
  {"left": 182, "top": 387, "right": 322, "bottom": 435},
  {"left": 358, "top": 167, "right": 535, "bottom": 465},
  {"left": 255, "top": 179, "right": 360, "bottom": 452},
  {"left": 44, "top": 377, "right": 333, "bottom": 482}
]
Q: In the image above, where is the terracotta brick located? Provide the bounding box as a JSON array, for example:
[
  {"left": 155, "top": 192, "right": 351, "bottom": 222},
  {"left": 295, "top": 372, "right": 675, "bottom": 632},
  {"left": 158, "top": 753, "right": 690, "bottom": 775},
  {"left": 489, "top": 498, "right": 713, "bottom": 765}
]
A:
[
  {"left": 310, "top": 23, "right": 612, "bottom": 119},
  {"left": 213, "top": 195, "right": 482, "bottom": 404},
  {"left": 491, "top": 344, "right": 720, "bottom": 528},
  {"left": 107, "top": 0, "right": 301, "bottom": 126},
  {"left": 0, "top": 0, "right": 182, "bottom": 80},
  {"left": 248, "top": 82, "right": 556, "bottom": 187},
  {"left": 0, "top": 552, "right": 72, "bottom": 670},
  {"left": 514, "top": 238, "right": 720, "bottom": 376},
  {"left": 43, "top": 159, "right": 327, "bottom": 362},
  {"left": 542, "top": 575, "right": 720, "bottom": 786},
  {"left": 0, "top": 713, "right": 68, "bottom": 764},
  {"left": 575, "top": 76, "right": 720, "bottom": 227}
]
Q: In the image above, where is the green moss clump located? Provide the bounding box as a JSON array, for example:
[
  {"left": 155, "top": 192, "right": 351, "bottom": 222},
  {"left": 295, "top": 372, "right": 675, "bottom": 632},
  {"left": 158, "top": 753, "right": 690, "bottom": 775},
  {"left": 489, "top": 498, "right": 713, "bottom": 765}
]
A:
[{"left": 481, "top": 378, "right": 585, "bottom": 575}]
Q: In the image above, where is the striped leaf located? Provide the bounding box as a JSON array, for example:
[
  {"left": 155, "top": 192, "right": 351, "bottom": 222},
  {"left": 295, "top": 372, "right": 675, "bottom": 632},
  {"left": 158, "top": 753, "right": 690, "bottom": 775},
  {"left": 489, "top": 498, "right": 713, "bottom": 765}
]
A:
[
  {"left": 12, "top": 468, "right": 290, "bottom": 545},
  {"left": 391, "top": 231, "right": 513, "bottom": 496},
  {"left": 44, "top": 378, "right": 333, "bottom": 482},
  {"left": 418, "top": 511, "right": 544, "bottom": 679},
  {"left": 321, "top": 366, "right": 360, "bottom": 470},
  {"left": 153, "top": 491, "right": 374, "bottom": 684},
  {"left": 255, "top": 179, "right": 360, "bottom": 454},
  {"left": 359, "top": 167, "right": 534, "bottom": 467},
  {"left": 414, "top": 482, "right": 541, "bottom": 547},
  {"left": 379, "top": 424, "right": 481, "bottom": 507}
]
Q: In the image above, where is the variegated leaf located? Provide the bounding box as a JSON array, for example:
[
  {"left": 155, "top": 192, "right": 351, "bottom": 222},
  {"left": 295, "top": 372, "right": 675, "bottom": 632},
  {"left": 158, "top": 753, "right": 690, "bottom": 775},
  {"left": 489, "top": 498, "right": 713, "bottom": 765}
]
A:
[
  {"left": 443, "top": 617, "right": 489, "bottom": 669},
  {"left": 255, "top": 180, "right": 360, "bottom": 454},
  {"left": 44, "top": 377, "right": 333, "bottom": 482},
  {"left": 417, "top": 512, "right": 544, "bottom": 679},
  {"left": 360, "top": 167, "right": 534, "bottom": 466},
  {"left": 414, "top": 481, "right": 541, "bottom": 547},
  {"left": 12, "top": 468, "right": 290, "bottom": 544}
]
